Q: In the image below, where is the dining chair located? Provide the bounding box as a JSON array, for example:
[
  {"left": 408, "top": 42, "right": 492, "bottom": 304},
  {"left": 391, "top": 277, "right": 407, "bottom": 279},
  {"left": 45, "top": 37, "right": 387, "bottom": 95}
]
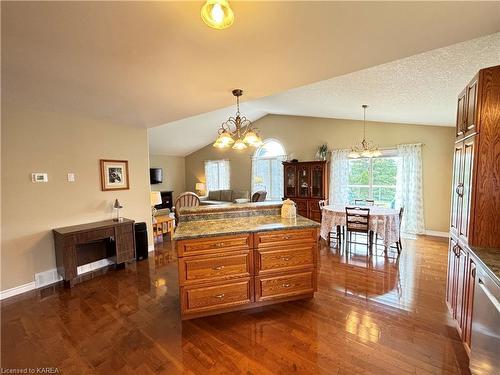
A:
[
  {"left": 391, "top": 207, "right": 404, "bottom": 254},
  {"left": 354, "top": 199, "right": 375, "bottom": 206},
  {"left": 345, "top": 207, "right": 372, "bottom": 255},
  {"left": 173, "top": 192, "right": 200, "bottom": 224},
  {"left": 319, "top": 200, "right": 342, "bottom": 248}
]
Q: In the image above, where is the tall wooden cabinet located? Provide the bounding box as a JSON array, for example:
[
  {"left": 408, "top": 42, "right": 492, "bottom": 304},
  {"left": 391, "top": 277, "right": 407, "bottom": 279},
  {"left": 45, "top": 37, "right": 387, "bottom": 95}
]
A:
[
  {"left": 282, "top": 161, "right": 329, "bottom": 222},
  {"left": 446, "top": 65, "right": 500, "bottom": 356}
]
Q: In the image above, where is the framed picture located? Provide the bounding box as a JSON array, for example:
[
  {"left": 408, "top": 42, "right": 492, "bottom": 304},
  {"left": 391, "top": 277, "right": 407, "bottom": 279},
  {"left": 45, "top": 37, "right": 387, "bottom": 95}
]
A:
[{"left": 100, "top": 159, "right": 130, "bottom": 191}]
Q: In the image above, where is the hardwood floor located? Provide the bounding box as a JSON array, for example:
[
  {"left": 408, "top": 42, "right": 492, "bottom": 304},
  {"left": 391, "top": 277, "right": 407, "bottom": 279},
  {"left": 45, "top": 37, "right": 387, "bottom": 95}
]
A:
[{"left": 1, "top": 236, "right": 470, "bottom": 374}]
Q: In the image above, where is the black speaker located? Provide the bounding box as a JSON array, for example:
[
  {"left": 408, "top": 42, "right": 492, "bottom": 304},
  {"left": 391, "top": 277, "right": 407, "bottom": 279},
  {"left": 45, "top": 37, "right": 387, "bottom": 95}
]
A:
[{"left": 135, "top": 222, "right": 149, "bottom": 261}]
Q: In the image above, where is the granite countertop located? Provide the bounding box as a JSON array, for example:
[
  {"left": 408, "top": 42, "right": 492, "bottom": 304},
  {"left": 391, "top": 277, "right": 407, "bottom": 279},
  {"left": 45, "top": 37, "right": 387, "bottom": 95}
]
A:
[
  {"left": 468, "top": 246, "right": 500, "bottom": 284},
  {"left": 178, "top": 201, "right": 283, "bottom": 215},
  {"left": 173, "top": 215, "right": 319, "bottom": 240}
]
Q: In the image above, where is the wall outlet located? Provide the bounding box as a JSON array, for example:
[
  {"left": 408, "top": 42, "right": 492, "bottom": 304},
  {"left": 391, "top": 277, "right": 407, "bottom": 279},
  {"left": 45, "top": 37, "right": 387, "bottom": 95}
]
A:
[
  {"left": 67, "top": 173, "right": 75, "bottom": 182},
  {"left": 31, "top": 173, "right": 48, "bottom": 183}
]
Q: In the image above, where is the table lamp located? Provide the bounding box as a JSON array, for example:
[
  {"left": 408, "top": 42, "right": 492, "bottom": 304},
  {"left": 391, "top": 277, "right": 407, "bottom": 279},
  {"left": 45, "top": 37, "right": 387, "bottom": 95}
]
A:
[
  {"left": 150, "top": 191, "right": 162, "bottom": 222},
  {"left": 195, "top": 182, "right": 205, "bottom": 195},
  {"left": 113, "top": 199, "right": 123, "bottom": 222}
]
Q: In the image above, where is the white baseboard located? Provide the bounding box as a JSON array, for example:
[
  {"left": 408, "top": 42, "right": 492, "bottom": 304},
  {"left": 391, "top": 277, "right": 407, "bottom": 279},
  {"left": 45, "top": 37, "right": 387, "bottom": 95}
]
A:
[
  {"left": 0, "top": 281, "right": 36, "bottom": 300},
  {"left": 424, "top": 230, "right": 449, "bottom": 238},
  {"left": 148, "top": 244, "right": 154, "bottom": 252}
]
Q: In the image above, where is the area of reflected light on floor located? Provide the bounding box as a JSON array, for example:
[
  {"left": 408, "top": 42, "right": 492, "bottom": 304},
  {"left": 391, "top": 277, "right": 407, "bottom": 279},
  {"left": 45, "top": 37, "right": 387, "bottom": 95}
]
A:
[{"left": 1, "top": 234, "right": 469, "bottom": 374}]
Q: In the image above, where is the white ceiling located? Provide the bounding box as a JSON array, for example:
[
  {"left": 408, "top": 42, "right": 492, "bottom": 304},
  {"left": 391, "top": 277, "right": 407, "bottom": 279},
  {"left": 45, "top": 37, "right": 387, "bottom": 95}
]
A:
[
  {"left": 149, "top": 33, "right": 500, "bottom": 156},
  {"left": 3, "top": 2, "right": 500, "bottom": 156}
]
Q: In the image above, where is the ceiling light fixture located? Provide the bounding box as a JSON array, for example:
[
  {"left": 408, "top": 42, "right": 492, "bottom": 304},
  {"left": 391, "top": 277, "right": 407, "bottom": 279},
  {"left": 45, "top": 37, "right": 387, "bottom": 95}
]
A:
[
  {"left": 201, "top": 0, "right": 234, "bottom": 30},
  {"left": 213, "top": 89, "right": 263, "bottom": 150},
  {"left": 348, "top": 105, "right": 381, "bottom": 158}
]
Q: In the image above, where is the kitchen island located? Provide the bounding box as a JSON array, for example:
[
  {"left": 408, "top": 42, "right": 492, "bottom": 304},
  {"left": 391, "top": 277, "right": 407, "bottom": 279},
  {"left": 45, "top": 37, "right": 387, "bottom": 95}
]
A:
[{"left": 174, "top": 203, "right": 320, "bottom": 320}]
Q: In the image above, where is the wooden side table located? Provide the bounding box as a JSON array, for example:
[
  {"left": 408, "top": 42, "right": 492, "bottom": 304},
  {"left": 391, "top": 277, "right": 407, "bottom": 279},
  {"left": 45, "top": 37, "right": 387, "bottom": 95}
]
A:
[{"left": 153, "top": 215, "right": 175, "bottom": 242}]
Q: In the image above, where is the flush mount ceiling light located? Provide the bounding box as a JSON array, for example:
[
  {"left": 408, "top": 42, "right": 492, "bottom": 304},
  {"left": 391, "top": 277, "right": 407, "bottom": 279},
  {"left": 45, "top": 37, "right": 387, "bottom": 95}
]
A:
[
  {"left": 348, "top": 105, "right": 382, "bottom": 158},
  {"left": 213, "top": 89, "right": 263, "bottom": 150},
  {"left": 201, "top": 0, "right": 234, "bottom": 30}
]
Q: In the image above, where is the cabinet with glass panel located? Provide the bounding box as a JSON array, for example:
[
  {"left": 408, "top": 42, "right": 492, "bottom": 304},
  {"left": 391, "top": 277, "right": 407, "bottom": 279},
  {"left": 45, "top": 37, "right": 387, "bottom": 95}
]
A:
[{"left": 282, "top": 161, "right": 328, "bottom": 222}]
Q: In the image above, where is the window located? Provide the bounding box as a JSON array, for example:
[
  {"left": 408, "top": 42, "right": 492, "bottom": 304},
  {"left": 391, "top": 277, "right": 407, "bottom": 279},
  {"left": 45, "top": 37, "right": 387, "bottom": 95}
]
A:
[
  {"left": 204, "top": 159, "right": 230, "bottom": 191},
  {"left": 252, "top": 139, "right": 286, "bottom": 200},
  {"left": 348, "top": 155, "right": 399, "bottom": 207}
]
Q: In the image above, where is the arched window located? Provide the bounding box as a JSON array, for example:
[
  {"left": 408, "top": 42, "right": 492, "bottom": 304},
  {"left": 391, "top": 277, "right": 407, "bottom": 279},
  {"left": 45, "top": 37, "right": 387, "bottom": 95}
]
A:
[{"left": 251, "top": 139, "right": 287, "bottom": 200}]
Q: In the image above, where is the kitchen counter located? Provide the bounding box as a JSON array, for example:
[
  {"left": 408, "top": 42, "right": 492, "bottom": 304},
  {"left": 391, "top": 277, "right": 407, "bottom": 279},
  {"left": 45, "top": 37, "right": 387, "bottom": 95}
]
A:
[
  {"left": 468, "top": 246, "right": 500, "bottom": 285},
  {"left": 174, "top": 214, "right": 319, "bottom": 241}
]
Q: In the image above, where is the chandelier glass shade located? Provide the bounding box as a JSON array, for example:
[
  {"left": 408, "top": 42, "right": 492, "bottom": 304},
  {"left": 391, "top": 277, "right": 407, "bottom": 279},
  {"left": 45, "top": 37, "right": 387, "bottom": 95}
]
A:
[
  {"left": 348, "top": 105, "right": 382, "bottom": 158},
  {"left": 201, "top": 0, "right": 234, "bottom": 30},
  {"left": 213, "top": 89, "right": 263, "bottom": 150}
]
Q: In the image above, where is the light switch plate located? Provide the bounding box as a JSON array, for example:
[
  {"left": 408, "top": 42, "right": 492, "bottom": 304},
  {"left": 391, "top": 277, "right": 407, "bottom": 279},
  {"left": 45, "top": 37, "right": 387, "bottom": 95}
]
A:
[
  {"left": 31, "top": 173, "right": 48, "bottom": 183},
  {"left": 67, "top": 173, "right": 75, "bottom": 182}
]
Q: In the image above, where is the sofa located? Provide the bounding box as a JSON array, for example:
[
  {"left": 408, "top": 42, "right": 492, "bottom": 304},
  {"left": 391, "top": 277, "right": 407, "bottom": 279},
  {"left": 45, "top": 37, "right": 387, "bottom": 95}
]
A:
[{"left": 200, "top": 189, "right": 250, "bottom": 205}]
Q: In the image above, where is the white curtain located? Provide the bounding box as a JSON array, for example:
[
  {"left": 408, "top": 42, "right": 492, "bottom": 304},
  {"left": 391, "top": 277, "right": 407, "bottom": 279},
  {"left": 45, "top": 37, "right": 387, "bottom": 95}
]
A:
[
  {"left": 396, "top": 144, "right": 425, "bottom": 234},
  {"left": 329, "top": 149, "right": 350, "bottom": 205}
]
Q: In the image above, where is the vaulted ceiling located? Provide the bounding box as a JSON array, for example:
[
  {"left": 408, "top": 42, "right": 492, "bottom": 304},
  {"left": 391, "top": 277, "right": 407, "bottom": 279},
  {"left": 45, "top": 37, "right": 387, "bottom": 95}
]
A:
[{"left": 3, "top": 1, "right": 500, "bottom": 156}]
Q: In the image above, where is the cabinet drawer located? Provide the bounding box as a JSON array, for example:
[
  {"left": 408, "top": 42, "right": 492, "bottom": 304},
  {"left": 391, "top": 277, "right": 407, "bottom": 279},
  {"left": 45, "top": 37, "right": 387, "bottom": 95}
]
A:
[
  {"left": 255, "top": 271, "right": 315, "bottom": 302},
  {"left": 177, "top": 234, "right": 252, "bottom": 257},
  {"left": 179, "top": 250, "right": 252, "bottom": 285},
  {"left": 181, "top": 278, "right": 253, "bottom": 314},
  {"left": 254, "top": 229, "right": 317, "bottom": 248},
  {"left": 255, "top": 244, "right": 315, "bottom": 275}
]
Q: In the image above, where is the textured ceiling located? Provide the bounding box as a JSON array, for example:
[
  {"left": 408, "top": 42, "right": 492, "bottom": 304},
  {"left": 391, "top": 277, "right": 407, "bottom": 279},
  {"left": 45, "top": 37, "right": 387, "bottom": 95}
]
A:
[{"left": 150, "top": 33, "right": 500, "bottom": 156}]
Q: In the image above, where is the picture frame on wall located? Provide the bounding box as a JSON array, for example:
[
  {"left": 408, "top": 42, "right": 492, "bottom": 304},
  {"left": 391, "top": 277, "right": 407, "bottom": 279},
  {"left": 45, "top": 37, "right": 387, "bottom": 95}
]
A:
[{"left": 100, "top": 159, "right": 130, "bottom": 191}]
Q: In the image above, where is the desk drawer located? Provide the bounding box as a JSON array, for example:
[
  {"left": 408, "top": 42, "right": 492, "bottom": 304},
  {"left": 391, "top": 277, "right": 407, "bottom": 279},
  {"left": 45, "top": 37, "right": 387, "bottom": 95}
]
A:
[
  {"left": 254, "top": 229, "right": 317, "bottom": 248},
  {"left": 255, "top": 244, "right": 315, "bottom": 275},
  {"left": 255, "top": 271, "right": 315, "bottom": 302},
  {"left": 179, "top": 250, "right": 252, "bottom": 285},
  {"left": 75, "top": 227, "right": 115, "bottom": 244},
  {"left": 177, "top": 234, "right": 252, "bottom": 256},
  {"left": 181, "top": 278, "right": 253, "bottom": 314}
]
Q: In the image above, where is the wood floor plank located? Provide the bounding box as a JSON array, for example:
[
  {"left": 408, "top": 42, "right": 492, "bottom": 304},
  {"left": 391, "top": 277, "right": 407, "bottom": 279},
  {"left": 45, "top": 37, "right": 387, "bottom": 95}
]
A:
[{"left": 1, "top": 236, "right": 470, "bottom": 374}]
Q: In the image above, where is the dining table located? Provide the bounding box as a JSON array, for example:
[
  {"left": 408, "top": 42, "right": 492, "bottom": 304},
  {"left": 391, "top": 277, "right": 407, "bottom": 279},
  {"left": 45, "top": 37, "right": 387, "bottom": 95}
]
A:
[{"left": 320, "top": 204, "right": 401, "bottom": 247}]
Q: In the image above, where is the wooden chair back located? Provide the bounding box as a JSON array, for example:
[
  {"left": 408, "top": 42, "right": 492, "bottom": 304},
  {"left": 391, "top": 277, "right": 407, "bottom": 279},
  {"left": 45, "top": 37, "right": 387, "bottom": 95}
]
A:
[
  {"left": 251, "top": 191, "right": 267, "bottom": 202},
  {"left": 345, "top": 206, "right": 370, "bottom": 233},
  {"left": 354, "top": 199, "right": 375, "bottom": 206},
  {"left": 174, "top": 192, "right": 200, "bottom": 222}
]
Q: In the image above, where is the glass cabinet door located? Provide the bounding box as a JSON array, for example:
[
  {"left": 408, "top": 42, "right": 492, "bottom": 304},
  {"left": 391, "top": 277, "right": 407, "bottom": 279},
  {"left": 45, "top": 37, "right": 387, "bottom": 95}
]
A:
[
  {"left": 311, "top": 163, "right": 324, "bottom": 198},
  {"left": 284, "top": 165, "right": 296, "bottom": 197},
  {"left": 297, "top": 165, "right": 310, "bottom": 197}
]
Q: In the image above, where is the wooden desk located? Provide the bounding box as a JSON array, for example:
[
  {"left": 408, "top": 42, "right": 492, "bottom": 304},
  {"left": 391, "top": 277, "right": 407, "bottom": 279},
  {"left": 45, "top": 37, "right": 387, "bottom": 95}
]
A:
[
  {"left": 153, "top": 215, "right": 174, "bottom": 242},
  {"left": 53, "top": 219, "right": 135, "bottom": 287}
]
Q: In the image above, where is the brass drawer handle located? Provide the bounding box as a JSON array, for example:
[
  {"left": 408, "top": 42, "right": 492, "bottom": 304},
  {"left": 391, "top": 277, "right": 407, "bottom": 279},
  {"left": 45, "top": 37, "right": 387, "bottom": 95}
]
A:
[
  {"left": 214, "top": 242, "right": 225, "bottom": 248},
  {"left": 214, "top": 293, "right": 225, "bottom": 299},
  {"left": 212, "top": 265, "right": 225, "bottom": 271},
  {"left": 280, "top": 256, "right": 293, "bottom": 261},
  {"left": 282, "top": 283, "right": 293, "bottom": 288},
  {"left": 282, "top": 235, "right": 291, "bottom": 240}
]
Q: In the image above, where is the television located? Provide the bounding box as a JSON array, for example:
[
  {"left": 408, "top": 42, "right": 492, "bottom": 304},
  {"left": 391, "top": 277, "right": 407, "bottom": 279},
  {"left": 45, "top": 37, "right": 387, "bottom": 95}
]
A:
[{"left": 150, "top": 168, "right": 163, "bottom": 184}]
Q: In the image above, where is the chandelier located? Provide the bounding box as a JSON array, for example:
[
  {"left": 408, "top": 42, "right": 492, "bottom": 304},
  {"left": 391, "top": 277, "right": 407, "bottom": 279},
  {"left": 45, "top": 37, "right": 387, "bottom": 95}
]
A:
[
  {"left": 348, "top": 105, "right": 381, "bottom": 158},
  {"left": 213, "top": 89, "right": 263, "bottom": 150}
]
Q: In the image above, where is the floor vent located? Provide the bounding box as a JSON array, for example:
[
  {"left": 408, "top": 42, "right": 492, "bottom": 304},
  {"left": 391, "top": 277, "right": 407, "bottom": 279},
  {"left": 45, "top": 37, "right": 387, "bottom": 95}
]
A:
[{"left": 34, "top": 269, "right": 62, "bottom": 288}]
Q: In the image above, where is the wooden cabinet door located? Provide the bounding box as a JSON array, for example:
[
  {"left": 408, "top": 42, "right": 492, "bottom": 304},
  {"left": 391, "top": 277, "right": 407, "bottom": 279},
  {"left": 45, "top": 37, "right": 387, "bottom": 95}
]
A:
[
  {"left": 455, "top": 245, "right": 468, "bottom": 337},
  {"left": 284, "top": 164, "right": 297, "bottom": 197},
  {"left": 450, "top": 143, "right": 464, "bottom": 236},
  {"left": 446, "top": 237, "right": 458, "bottom": 314},
  {"left": 456, "top": 89, "right": 467, "bottom": 139},
  {"left": 310, "top": 163, "right": 325, "bottom": 198},
  {"left": 459, "top": 137, "right": 475, "bottom": 243},
  {"left": 465, "top": 75, "right": 478, "bottom": 137},
  {"left": 464, "top": 257, "right": 476, "bottom": 353},
  {"left": 297, "top": 164, "right": 310, "bottom": 198}
]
